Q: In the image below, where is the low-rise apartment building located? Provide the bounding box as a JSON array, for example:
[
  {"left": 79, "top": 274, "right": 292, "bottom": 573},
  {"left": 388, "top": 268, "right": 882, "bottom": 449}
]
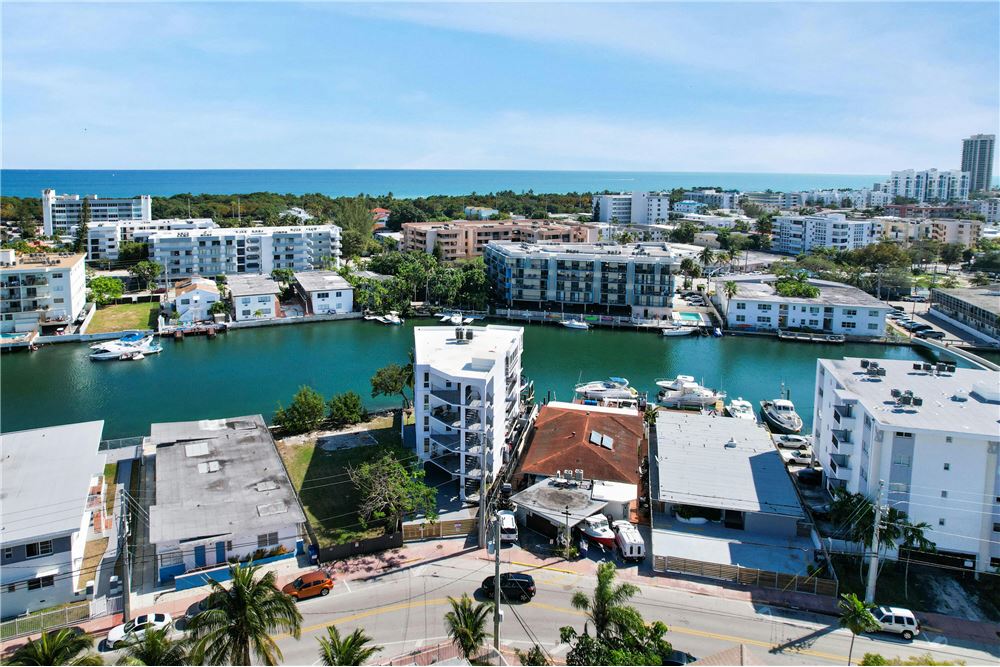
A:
[
  {"left": 87, "top": 218, "right": 217, "bottom": 261},
  {"left": 149, "top": 224, "right": 341, "bottom": 281},
  {"left": 773, "top": 213, "right": 878, "bottom": 255},
  {"left": 715, "top": 275, "right": 891, "bottom": 337},
  {"left": 743, "top": 191, "right": 804, "bottom": 211},
  {"left": 0, "top": 250, "right": 87, "bottom": 334},
  {"left": 485, "top": 241, "right": 681, "bottom": 319},
  {"left": 682, "top": 189, "right": 741, "bottom": 210},
  {"left": 293, "top": 270, "right": 354, "bottom": 314},
  {"left": 463, "top": 206, "right": 499, "bottom": 220},
  {"left": 413, "top": 325, "right": 524, "bottom": 502},
  {"left": 882, "top": 203, "right": 975, "bottom": 219},
  {"left": 148, "top": 415, "right": 307, "bottom": 583},
  {"left": 402, "top": 219, "right": 597, "bottom": 261},
  {"left": 591, "top": 194, "right": 634, "bottom": 223},
  {"left": 813, "top": 358, "right": 1000, "bottom": 573},
  {"left": 0, "top": 421, "right": 106, "bottom": 618},
  {"left": 227, "top": 275, "right": 281, "bottom": 321},
  {"left": 879, "top": 170, "right": 970, "bottom": 203},
  {"left": 672, "top": 200, "right": 708, "bottom": 214},
  {"left": 975, "top": 198, "right": 1000, "bottom": 224},
  {"left": 876, "top": 217, "right": 982, "bottom": 248},
  {"left": 42, "top": 189, "right": 152, "bottom": 236},
  {"left": 171, "top": 277, "right": 221, "bottom": 324},
  {"left": 592, "top": 192, "right": 673, "bottom": 224},
  {"left": 929, "top": 284, "right": 1000, "bottom": 344}
]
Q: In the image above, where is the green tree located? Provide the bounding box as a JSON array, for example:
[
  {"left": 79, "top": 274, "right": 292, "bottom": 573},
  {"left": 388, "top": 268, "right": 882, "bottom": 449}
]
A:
[
  {"left": 861, "top": 652, "right": 964, "bottom": 666},
  {"left": 723, "top": 280, "right": 738, "bottom": 301},
  {"left": 129, "top": 260, "right": 165, "bottom": 290},
  {"left": 570, "top": 562, "right": 641, "bottom": 638},
  {"left": 386, "top": 200, "right": 428, "bottom": 230},
  {"left": 117, "top": 241, "right": 149, "bottom": 262},
  {"left": 838, "top": 593, "right": 879, "bottom": 666},
  {"left": 89, "top": 276, "right": 125, "bottom": 305},
  {"left": 456, "top": 259, "right": 489, "bottom": 309},
  {"left": 514, "top": 645, "right": 551, "bottom": 666},
  {"left": 669, "top": 221, "right": 697, "bottom": 244},
  {"left": 348, "top": 453, "right": 437, "bottom": 530},
  {"left": 209, "top": 300, "right": 228, "bottom": 316},
  {"left": 971, "top": 272, "right": 992, "bottom": 286},
  {"left": 270, "top": 268, "right": 295, "bottom": 285},
  {"left": 316, "top": 626, "right": 382, "bottom": 666},
  {"left": 443, "top": 594, "right": 490, "bottom": 662},
  {"left": 341, "top": 229, "right": 368, "bottom": 259},
  {"left": 115, "top": 627, "right": 189, "bottom": 666},
  {"left": 370, "top": 362, "right": 412, "bottom": 409},
  {"left": 188, "top": 564, "right": 302, "bottom": 666},
  {"left": 328, "top": 391, "right": 367, "bottom": 428},
  {"left": 273, "top": 385, "right": 327, "bottom": 434},
  {"left": 7, "top": 629, "right": 103, "bottom": 666},
  {"left": 938, "top": 243, "right": 964, "bottom": 267},
  {"left": 73, "top": 199, "right": 91, "bottom": 253},
  {"left": 428, "top": 267, "right": 462, "bottom": 306}
]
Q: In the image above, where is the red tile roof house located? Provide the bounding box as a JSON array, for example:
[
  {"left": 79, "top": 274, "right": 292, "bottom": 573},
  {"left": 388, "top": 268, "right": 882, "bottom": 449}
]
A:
[{"left": 371, "top": 208, "right": 391, "bottom": 228}]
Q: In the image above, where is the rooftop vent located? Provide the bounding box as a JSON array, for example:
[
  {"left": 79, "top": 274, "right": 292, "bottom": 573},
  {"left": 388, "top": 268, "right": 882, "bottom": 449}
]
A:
[
  {"left": 724, "top": 438, "right": 737, "bottom": 448},
  {"left": 197, "top": 460, "right": 220, "bottom": 474},
  {"left": 971, "top": 381, "right": 1000, "bottom": 403},
  {"left": 184, "top": 441, "right": 210, "bottom": 457},
  {"left": 255, "top": 481, "right": 279, "bottom": 492},
  {"left": 256, "top": 501, "right": 288, "bottom": 517}
]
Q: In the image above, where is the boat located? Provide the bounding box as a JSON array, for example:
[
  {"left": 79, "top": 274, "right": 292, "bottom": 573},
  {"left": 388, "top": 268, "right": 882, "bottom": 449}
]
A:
[
  {"left": 777, "top": 330, "right": 845, "bottom": 344},
  {"left": 661, "top": 325, "right": 696, "bottom": 337},
  {"left": 574, "top": 377, "right": 634, "bottom": 400},
  {"left": 655, "top": 375, "right": 726, "bottom": 408},
  {"left": 759, "top": 395, "right": 804, "bottom": 434},
  {"left": 89, "top": 333, "right": 162, "bottom": 361},
  {"left": 725, "top": 398, "right": 757, "bottom": 422},
  {"left": 581, "top": 514, "right": 616, "bottom": 548},
  {"left": 384, "top": 312, "right": 404, "bottom": 325},
  {"left": 562, "top": 319, "right": 590, "bottom": 330},
  {"left": 712, "top": 327, "right": 723, "bottom": 337},
  {"left": 440, "top": 312, "right": 465, "bottom": 325}
]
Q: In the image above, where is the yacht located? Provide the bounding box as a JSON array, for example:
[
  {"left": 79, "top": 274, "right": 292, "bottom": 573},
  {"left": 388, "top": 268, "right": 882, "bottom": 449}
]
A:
[
  {"left": 89, "top": 333, "right": 163, "bottom": 361},
  {"left": 581, "top": 515, "right": 616, "bottom": 548},
  {"left": 562, "top": 319, "right": 590, "bottom": 330},
  {"left": 384, "top": 311, "right": 404, "bottom": 325},
  {"left": 574, "top": 377, "right": 635, "bottom": 400},
  {"left": 661, "top": 325, "right": 696, "bottom": 337},
  {"left": 655, "top": 375, "right": 725, "bottom": 408},
  {"left": 725, "top": 398, "right": 757, "bottom": 422},
  {"left": 759, "top": 398, "right": 803, "bottom": 434}
]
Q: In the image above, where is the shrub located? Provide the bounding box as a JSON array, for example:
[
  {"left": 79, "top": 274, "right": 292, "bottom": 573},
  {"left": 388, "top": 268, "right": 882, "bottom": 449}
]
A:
[
  {"left": 274, "top": 385, "right": 327, "bottom": 434},
  {"left": 328, "top": 391, "right": 368, "bottom": 428}
]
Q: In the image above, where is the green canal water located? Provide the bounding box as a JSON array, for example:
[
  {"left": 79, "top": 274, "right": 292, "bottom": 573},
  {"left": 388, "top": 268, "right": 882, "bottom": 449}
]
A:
[{"left": 1, "top": 319, "right": 953, "bottom": 439}]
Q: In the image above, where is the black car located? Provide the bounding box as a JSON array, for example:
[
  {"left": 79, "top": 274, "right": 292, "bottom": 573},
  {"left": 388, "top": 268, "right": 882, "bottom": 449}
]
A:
[
  {"left": 917, "top": 330, "right": 946, "bottom": 339},
  {"left": 481, "top": 573, "right": 536, "bottom": 602},
  {"left": 797, "top": 468, "right": 823, "bottom": 487}
]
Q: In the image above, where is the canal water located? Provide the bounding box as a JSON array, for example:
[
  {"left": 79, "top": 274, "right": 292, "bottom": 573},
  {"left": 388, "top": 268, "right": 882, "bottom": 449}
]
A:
[{"left": 1, "top": 319, "right": 948, "bottom": 439}]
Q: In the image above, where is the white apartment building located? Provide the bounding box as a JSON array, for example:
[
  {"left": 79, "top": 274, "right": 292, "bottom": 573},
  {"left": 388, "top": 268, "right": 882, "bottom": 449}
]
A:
[
  {"left": 227, "top": 275, "right": 281, "bottom": 321},
  {"left": 413, "top": 325, "right": 524, "bottom": 503},
  {"left": 682, "top": 189, "right": 741, "bottom": 210},
  {"left": 774, "top": 213, "right": 878, "bottom": 255},
  {"left": 0, "top": 250, "right": 87, "bottom": 334},
  {"left": 800, "top": 189, "right": 893, "bottom": 209},
  {"left": 716, "top": 275, "right": 891, "bottom": 337},
  {"left": 743, "top": 191, "right": 804, "bottom": 211},
  {"left": 813, "top": 358, "right": 1000, "bottom": 573},
  {"left": 591, "top": 194, "right": 634, "bottom": 223},
  {"left": 975, "top": 198, "right": 1000, "bottom": 224},
  {"left": 42, "top": 190, "right": 151, "bottom": 236},
  {"left": 293, "top": 270, "right": 354, "bottom": 314},
  {"left": 87, "top": 218, "right": 217, "bottom": 261},
  {"left": 171, "top": 277, "right": 221, "bottom": 324},
  {"left": 630, "top": 192, "right": 672, "bottom": 224},
  {"left": 672, "top": 200, "right": 708, "bottom": 214},
  {"left": 875, "top": 217, "right": 982, "bottom": 249},
  {"left": 463, "top": 206, "right": 499, "bottom": 220},
  {"left": 880, "top": 169, "right": 970, "bottom": 203},
  {"left": 149, "top": 225, "right": 341, "bottom": 281},
  {"left": 0, "top": 421, "right": 106, "bottom": 618}
]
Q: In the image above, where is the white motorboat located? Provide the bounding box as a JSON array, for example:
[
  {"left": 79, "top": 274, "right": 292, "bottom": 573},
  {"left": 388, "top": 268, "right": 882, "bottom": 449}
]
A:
[
  {"left": 384, "top": 311, "right": 404, "bottom": 325},
  {"left": 661, "top": 325, "right": 696, "bottom": 337},
  {"left": 725, "top": 398, "right": 757, "bottom": 421},
  {"left": 574, "top": 377, "right": 634, "bottom": 400},
  {"left": 90, "top": 333, "right": 162, "bottom": 361},
  {"left": 440, "top": 312, "right": 464, "bottom": 325},
  {"left": 655, "top": 374, "right": 726, "bottom": 408},
  {"left": 562, "top": 319, "right": 590, "bottom": 330},
  {"left": 581, "top": 515, "right": 615, "bottom": 548},
  {"left": 760, "top": 398, "right": 803, "bottom": 434}
]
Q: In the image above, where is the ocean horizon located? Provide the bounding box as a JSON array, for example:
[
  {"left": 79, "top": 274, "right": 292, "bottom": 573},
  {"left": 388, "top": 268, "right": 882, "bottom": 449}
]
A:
[{"left": 0, "top": 169, "right": 885, "bottom": 200}]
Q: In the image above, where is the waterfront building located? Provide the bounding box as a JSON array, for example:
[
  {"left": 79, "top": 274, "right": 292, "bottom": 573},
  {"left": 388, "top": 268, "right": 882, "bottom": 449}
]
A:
[
  {"left": 799, "top": 189, "right": 892, "bottom": 209},
  {"left": 742, "top": 191, "right": 804, "bottom": 211},
  {"left": 675, "top": 212, "right": 751, "bottom": 230},
  {"left": 715, "top": 274, "right": 891, "bottom": 337},
  {"left": 882, "top": 203, "right": 975, "bottom": 219},
  {"left": 875, "top": 217, "right": 982, "bottom": 249},
  {"left": 148, "top": 224, "right": 341, "bottom": 281},
  {"left": 279, "top": 207, "right": 315, "bottom": 223},
  {"left": 401, "top": 219, "right": 597, "bottom": 261},
  {"left": 148, "top": 415, "right": 307, "bottom": 583},
  {"left": 595, "top": 223, "right": 675, "bottom": 242},
  {"left": 485, "top": 241, "right": 681, "bottom": 319},
  {"left": 682, "top": 189, "right": 741, "bottom": 210},
  {"left": 293, "top": 270, "right": 354, "bottom": 314},
  {"left": 227, "top": 274, "right": 281, "bottom": 321},
  {"left": 975, "top": 198, "right": 1000, "bottom": 224},
  {"left": 591, "top": 193, "right": 633, "bottom": 223},
  {"left": 961, "top": 134, "right": 995, "bottom": 194},
  {"left": 812, "top": 358, "right": 1000, "bottom": 573},
  {"left": 0, "top": 250, "right": 87, "bottom": 334},
  {"left": 0, "top": 421, "right": 107, "bottom": 617},
  {"left": 880, "top": 169, "right": 970, "bottom": 203},
  {"left": 171, "top": 277, "right": 221, "bottom": 324},
  {"left": 42, "top": 190, "right": 151, "bottom": 236},
  {"left": 672, "top": 200, "right": 708, "bottom": 214},
  {"left": 929, "top": 284, "right": 1000, "bottom": 344},
  {"left": 591, "top": 192, "right": 672, "bottom": 225},
  {"left": 463, "top": 206, "right": 499, "bottom": 220},
  {"left": 87, "top": 218, "right": 217, "bottom": 262},
  {"left": 773, "top": 213, "right": 878, "bottom": 255},
  {"left": 413, "top": 324, "right": 524, "bottom": 502}
]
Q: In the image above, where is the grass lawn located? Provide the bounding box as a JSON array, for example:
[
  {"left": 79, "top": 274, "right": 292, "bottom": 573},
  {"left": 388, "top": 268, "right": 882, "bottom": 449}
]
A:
[
  {"left": 278, "top": 413, "right": 411, "bottom": 547},
  {"left": 104, "top": 462, "right": 118, "bottom": 515},
  {"left": 88, "top": 302, "right": 159, "bottom": 333}
]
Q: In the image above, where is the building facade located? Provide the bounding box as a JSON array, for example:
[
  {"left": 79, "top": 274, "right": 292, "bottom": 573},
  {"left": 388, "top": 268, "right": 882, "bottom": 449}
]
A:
[
  {"left": 875, "top": 217, "right": 982, "bottom": 248},
  {"left": 171, "top": 278, "right": 221, "bottom": 324},
  {"left": 0, "top": 250, "right": 87, "bottom": 334},
  {"left": 672, "top": 200, "right": 708, "bottom": 214},
  {"left": 591, "top": 194, "right": 633, "bottom": 223},
  {"left": 880, "top": 170, "right": 970, "bottom": 203},
  {"left": 42, "top": 190, "right": 151, "bottom": 236},
  {"left": 961, "top": 134, "right": 995, "bottom": 194},
  {"left": 682, "top": 189, "right": 741, "bottom": 210},
  {"left": 881, "top": 203, "right": 975, "bottom": 219},
  {"left": 402, "top": 219, "right": 598, "bottom": 261},
  {"left": 227, "top": 275, "right": 281, "bottom": 321},
  {"left": 813, "top": 358, "right": 1000, "bottom": 573},
  {"left": 485, "top": 241, "right": 681, "bottom": 318},
  {"left": 463, "top": 206, "right": 499, "bottom": 220},
  {"left": 773, "top": 213, "right": 877, "bottom": 255},
  {"left": 87, "top": 218, "right": 217, "bottom": 261},
  {"left": 929, "top": 284, "right": 1000, "bottom": 344},
  {"left": 149, "top": 225, "right": 341, "bottom": 281},
  {"left": 293, "top": 270, "right": 354, "bottom": 314},
  {"left": 975, "top": 198, "right": 1000, "bottom": 224},
  {"left": 413, "top": 325, "right": 524, "bottom": 502}
]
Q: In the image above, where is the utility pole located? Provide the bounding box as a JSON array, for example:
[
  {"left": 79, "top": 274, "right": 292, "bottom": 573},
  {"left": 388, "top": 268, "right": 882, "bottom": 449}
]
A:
[
  {"left": 865, "top": 480, "right": 885, "bottom": 605},
  {"left": 492, "top": 514, "right": 501, "bottom": 657},
  {"left": 119, "top": 490, "right": 132, "bottom": 622}
]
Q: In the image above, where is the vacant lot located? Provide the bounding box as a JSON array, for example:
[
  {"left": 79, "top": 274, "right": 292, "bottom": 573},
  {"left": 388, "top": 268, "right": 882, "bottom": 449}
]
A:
[{"left": 88, "top": 302, "right": 159, "bottom": 333}]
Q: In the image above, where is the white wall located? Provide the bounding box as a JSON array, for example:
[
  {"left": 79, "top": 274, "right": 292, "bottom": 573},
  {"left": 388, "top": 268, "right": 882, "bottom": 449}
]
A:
[
  {"left": 726, "top": 299, "right": 888, "bottom": 336},
  {"left": 308, "top": 287, "right": 354, "bottom": 314},
  {"left": 233, "top": 294, "right": 277, "bottom": 321}
]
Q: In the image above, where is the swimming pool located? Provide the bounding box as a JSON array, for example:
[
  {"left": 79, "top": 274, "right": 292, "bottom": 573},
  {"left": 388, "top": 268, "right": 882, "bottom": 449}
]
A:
[{"left": 673, "top": 312, "right": 705, "bottom": 323}]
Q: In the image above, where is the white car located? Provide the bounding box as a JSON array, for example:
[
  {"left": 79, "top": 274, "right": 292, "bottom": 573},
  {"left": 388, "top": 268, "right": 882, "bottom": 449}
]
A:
[
  {"left": 781, "top": 447, "right": 813, "bottom": 465},
  {"left": 872, "top": 606, "right": 921, "bottom": 640},
  {"left": 774, "top": 434, "right": 811, "bottom": 450},
  {"left": 497, "top": 510, "right": 518, "bottom": 543},
  {"left": 107, "top": 613, "right": 173, "bottom": 649}
]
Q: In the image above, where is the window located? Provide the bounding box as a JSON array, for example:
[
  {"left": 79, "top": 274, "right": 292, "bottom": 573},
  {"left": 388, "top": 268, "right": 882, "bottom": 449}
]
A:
[
  {"left": 758, "top": 304, "right": 772, "bottom": 311},
  {"left": 736, "top": 315, "right": 746, "bottom": 323},
  {"left": 945, "top": 436, "right": 953, "bottom": 443},
  {"left": 993, "top": 523, "right": 1000, "bottom": 533},
  {"left": 868, "top": 323, "right": 878, "bottom": 330},
  {"left": 241, "top": 310, "right": 251, "bottom": 317},
  {"left": 938, "top": 518, "right": 946, "bottom": 526},
  {"left": 892, "top": 454, "right": 911, "bottom": 467},
  {"left": 756, "top": 315, "right": 770, "bottom": 324},
  {"left": 869, "top": 310, "right": 880, "bottom": 317},
  {"left": 6, "top": 584, "right": 15, "bottom": 593},
  {"left": 736, "top": 302, "right": 746, "bottom": 310},
  {"left": 225, "top": 540, "right": 233, "bottom": 551},
  {"left": 257, "top": 532, "right": 279, "bottom": 548},
  {"left": 52, "top": 273, "right": 63, "bottom": 279},
  {"left": 25, "top": 540, "right": 53, "bottom": 558},
  {"left": 241, "top": 297, "right": 251, "bottom": 305},
  {"left": 943, "top": 463, "right": 950, "bottom": 471},
  {"left": 844, "top": 309, "right": 857, "bottom": 316},
  {"left": 27, "top": 576, "right": 54, "bottom": 590},
  {"left": 843, "top": 322, "right": 856, "bottom": 329},
  {"left": 181, "top": 299, "right": 190, "bottom": 305},
  {"left": 316, "top": 292, "right": 329, "bottom": 299},
  {"left": 3, "top": 547, "right": 12, "bottom": 560},
  {"left": 895, "top": 432, "right": 913, "bottom": 438},
  {"left": 941, "top": 491, "right": 948, "bottom": 498},
  {"left": 257, "top": 296, "right": 270, "bottom": 303}
]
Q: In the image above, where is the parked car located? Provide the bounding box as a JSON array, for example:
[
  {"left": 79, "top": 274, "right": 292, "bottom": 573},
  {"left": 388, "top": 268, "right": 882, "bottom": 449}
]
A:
[
  {"left": 481, "top": 573, "right": 536, "bottom": 602},
  {"left": 891, "top": 305, "right": 905, "bottom": 312},
  {"left": 781, "top": 447, "right": 813, "bottom": 465},
  {"left": 917, "top": 330, "right": 946, "bottom": 339},
  {"left": 107, "top": 613, "right": 173, "bottom": 649},
  {"left": 611, "top": 520, "right": 645, "bottom": 562},
  {"left": 497, "top": 510, "right": 518, "bottom": 543},
  {"left": 807, "top": 501, "right": 831, "bottom": 520},
  {"left": 796, "top": 468, "right": 823, "bottom": 487},
  {"left": 872, "top": 606, "right": 921, "bottom": 640},
  {"left": 775, "top": 434, "right": 811, "bottom": 450},
  {"left": 281, "top": 571, "right": 334, "bottom": 601}
]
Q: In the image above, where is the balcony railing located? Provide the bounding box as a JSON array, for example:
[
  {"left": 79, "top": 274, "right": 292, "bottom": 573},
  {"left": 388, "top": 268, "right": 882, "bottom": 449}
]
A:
[
  {"left": 833, "top": 404, "right": 854, "bottom": 424},
  {"left": 831, "top": 429, "right": 852, "bottom": 450},
  {"left": 430, "top": 407, "right": 461, "bottom": 429},
  {"left": 429, "top": 388, "right": 461, "bottom": 405}
]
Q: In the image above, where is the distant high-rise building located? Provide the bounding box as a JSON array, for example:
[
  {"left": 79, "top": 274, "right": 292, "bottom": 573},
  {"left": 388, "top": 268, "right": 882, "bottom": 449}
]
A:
[{"left": 961, "top": 134, "right": 995, "bottom": 193}]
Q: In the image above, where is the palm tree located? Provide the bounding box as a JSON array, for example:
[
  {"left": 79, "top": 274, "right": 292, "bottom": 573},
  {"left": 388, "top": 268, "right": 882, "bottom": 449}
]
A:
[
  {"left": 115, "top": 628, "right": 188, "bottom": 666},
  {"left": 188, "top": 564, "right": 302, "bottom": 666},
  {"left": 316, "top": 625, "right": 382, "bottom": 666},
  {"left": 698, "top": 247, "right": 715, "bottom": 269},
  {"left": 8, "top": 629, "right": 103, "bottom": 666},
  {"left": 570, "top": 561, "right": 640, "bottom": 638},
  {"left": 443, "top": 594, "right": 490, "bottom": 662},
  {"left": 723, "top": 280, "right": 738, "bottom": 301},
  {"left": 900, "top": 520, "right": 935, "bottom": 599},
  {"left": 838, "top": 593, "right": 879, "bottom": 666}
]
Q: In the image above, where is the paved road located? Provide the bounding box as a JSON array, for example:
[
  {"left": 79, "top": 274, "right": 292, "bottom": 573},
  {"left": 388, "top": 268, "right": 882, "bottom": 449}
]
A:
[{"left": 263, "top": 554, "right": 997, "bottom": 666}]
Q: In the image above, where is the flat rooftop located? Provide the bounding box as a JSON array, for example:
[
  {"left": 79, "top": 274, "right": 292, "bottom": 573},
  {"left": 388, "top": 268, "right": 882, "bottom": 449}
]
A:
[
  {"left": 931, "top": 284, "right": 1000, "bottom": 316},
  {"left": 821, "top": 357, "right": 1000, "bottom": 436},
  {"left": 510, "top": 477, "right": 607, "bottom": 528},
  {"left": 488, "top": 241, "right": 683, "bottom": 261},
  {"left": 725, "top": 274, "right": 887, "bottom": 308},
  {"left": 414, "top": 325, "right": 522, "bottom": 379},
  {"left": 0, "top": 421, "right": 105, "bottom": 543},
  {"left": 147, "top": 224, "right": 338, "bottom": 240},
  {"left": 227, "top": 274, "right": 281, "bottom": 297},
  {"left": 149, "top": 415, "right": 306, "bottom": 544},
  {"left": 0, "top": 252, "right": 86, "bottom": 272},
  {"left": 651, "top": 411, "right": 805, "bottom": 518},
  {"left": 293, "top": 270, "right": 351, "bottom": 293}
]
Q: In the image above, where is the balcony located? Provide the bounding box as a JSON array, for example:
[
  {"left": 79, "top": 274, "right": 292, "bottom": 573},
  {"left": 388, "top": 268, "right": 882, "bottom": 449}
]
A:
[
  {"left": 829, "top": 454, "right": 851, "bottom": 479},
  {"left": 429, "top": 387, "right": 461, "bottom": 405},
  {"left": 430, "top": 406, "right": 461, "bottom": 430},
  {"left": 833, "top": 404, "right": 855, "bottom": 425},
  {"left": 429, "top": 432, "right": 461, "bottom": 452},
  {"left": 831, "top": 429, "right": 853, "bottom": 451}
]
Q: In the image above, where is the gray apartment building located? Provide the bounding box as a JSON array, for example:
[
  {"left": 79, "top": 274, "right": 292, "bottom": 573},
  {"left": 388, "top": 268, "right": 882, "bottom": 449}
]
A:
[{"left": 961, "top": 134, "right": 995, "bottom": 193}]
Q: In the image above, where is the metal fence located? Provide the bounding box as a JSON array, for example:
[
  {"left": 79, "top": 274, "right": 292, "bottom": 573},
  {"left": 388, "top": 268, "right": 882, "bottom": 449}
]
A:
[
  {"left": 99, "top": 436, "right": 145, "bottom": 451},
  {"left": 402, "top": 518, "right": 478, "bottom": 541},
  {"left": 654, "top": 555, "right": 838, "bottom": 597},
  {"left": 0, "top": 602, "right": 92, "bottom": 641}
]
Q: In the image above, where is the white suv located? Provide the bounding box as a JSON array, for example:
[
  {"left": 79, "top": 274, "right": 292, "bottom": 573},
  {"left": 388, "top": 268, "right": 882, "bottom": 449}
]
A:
[{"left": 872, "top": 606, "right": 921, "bottom": 640}]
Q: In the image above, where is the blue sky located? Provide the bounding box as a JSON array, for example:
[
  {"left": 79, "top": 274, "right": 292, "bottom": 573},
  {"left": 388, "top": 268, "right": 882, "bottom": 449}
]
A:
[{"left": 2, "top": 2, "right": 998, "bottom": 173}]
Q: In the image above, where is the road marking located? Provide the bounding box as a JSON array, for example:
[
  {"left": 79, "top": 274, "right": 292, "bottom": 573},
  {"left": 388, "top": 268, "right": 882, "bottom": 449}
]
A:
[
  {"left": 508, "top": 560, "right": 579, "bottom": 575},
  {"left": 275, "top": 598, "right": 452, "bottom": 639}
]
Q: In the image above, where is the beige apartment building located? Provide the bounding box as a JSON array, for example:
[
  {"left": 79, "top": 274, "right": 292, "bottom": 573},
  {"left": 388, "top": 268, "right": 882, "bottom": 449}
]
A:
[
  {"left": 402, "top": 219, "right": 598, "bottom": 261},
  {"left": 876, "top": 217, "right": 982, "bottom": 248}
]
